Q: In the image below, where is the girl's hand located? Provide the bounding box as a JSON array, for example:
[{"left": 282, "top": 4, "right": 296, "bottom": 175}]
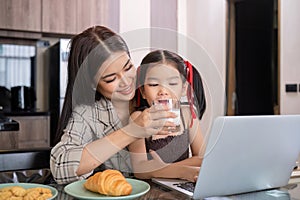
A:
[
  {"left": 181, "top": 166, "right": 200, "bottom": 182},
  {"left": 123, "top": 104, "right": 177, "bottom": 138},
  {"left": 149, "top": 151, "right": 200, "bottom": 182}
]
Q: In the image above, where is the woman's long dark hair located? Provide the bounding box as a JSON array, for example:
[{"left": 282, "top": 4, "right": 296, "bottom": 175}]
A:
[
  {"left": 54, "top": 26, "right": 130, "bottom": 145},
  {"left": 136, "top": 50, "right": 206, "bottom": 120}
]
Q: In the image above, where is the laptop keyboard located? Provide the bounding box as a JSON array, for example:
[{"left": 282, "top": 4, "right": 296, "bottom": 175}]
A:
[{"left": 173, "top": 182, "right": 195, "bottom": 193}]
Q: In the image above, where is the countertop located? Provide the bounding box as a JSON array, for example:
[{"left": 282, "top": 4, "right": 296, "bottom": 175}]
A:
[
  {"left": 50, "top": 179, "right": 300, "bottom": 200},
  {"left": 4, "top": 110, "right": 50, "bottom": 116}
]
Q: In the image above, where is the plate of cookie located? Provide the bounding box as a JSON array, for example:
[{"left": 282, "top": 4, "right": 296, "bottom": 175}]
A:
[{"left": 0, "top": 183, "right": 58, "bottom": 200}]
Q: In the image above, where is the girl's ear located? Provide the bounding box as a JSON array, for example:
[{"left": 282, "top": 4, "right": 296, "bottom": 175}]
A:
[{"left": 181, "top": 82, "right": 188, "bottom": 97}]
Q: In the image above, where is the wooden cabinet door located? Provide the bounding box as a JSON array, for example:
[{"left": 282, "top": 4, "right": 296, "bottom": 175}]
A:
[
  {"left": 0, "top": 0, "right": 42, "bottom": 32},
  {"left": 42, "top": 0, "right": 77, "bottom": 34},
  {"left": 76, "top": 0, "right": 119, "bottom": 33},
  {"left": 11, "top": 116, "right": 50, "bottom": 149},
  {"left": 76, "top": 0, "right": 107, "bottom": 32},
  {"left": 0, "top": 131, "right": 18, "bottom": 150}
]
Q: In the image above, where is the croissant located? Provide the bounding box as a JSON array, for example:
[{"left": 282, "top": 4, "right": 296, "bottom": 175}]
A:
[{"left": 84, "top": 169, "right": 132, "bottom": 196}]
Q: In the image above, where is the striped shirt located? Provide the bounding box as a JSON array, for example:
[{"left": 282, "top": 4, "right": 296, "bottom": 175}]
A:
[{"left": 50, "top": 98, "right": 132, "bottom": 184}]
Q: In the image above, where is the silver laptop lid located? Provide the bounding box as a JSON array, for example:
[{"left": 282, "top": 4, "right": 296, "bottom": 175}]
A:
[{"left": 194, "top": 115, "right": 300, "bottom": 199}]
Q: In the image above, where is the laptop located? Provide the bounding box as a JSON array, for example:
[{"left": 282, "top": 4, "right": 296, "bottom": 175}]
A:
[{"left": 152, "top": 115, "right": 300, "bottom": 199}]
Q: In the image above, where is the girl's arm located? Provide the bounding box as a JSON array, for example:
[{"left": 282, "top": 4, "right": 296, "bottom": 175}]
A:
[
  {"left": 177, "top": 106, "right": 206, "bottom": 166},
  {"left": 174, "top": 116, "right": 206, "bottom": 167},
  {"left": 128, "top": 111, "right": 201, "bottom": 182},
  {"left": 128, "top": 138, "right": 200, "bottom": 182}
]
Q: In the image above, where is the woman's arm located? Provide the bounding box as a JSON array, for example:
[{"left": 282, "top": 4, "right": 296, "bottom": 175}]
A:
[
  {"left": 79, "top": 106, "right": 178, "bottom": 175},
  {"left": 77, "top": 129, "right": 136, "bottom": 175},
  {"left": 51, "top": 105, "right": 137, "bottom": 183},
  {"left": 51, "top": 119, "right": 138, "bottom": 184},
  {"left": 51, "top": 104, "right": 177, "bottom": 184}
]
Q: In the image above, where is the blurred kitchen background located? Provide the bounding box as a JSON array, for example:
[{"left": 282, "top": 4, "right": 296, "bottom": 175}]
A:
[{"left": 0, "top": 0, "right": 299, "bottom": 149}]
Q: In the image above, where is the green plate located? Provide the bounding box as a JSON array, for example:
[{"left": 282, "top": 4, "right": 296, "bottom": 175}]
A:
[
  {"left": 64, "top": 178, "right": 150, "bottom": 200},
  {"left": 0, "top": 183, "right": 58, "bottom": 199}
]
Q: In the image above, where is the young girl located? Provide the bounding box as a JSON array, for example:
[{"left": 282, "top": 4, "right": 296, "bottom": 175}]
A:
[
  {"left": 128, "top": 50, "right": 207, "bottom": 182},
  {"left": 50, "top": 27, "right": 177, "bottom": 184}
]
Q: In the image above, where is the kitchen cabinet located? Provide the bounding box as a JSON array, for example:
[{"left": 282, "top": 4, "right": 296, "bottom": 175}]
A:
[
  {"left": 42, "top": 0, "right": 119, "bottom": 35},
  {"left": 0, "top": 0, "right": 42, "bottom": 32},
  {"left": 0, "top": 131, "right": 18, "bottom": 150},
  {"left": 0, "top": 0, "right": 119, "bottom": 36},
  {"left": 76, "top": 0, "right": 119, "bottom": 33},
  {"left": 9, "top": 115, "right": 50, "bottom": 149},
  {"left": 42, "top": 0, "right": 77, "bottom": 35},
  {"left": 76, "top": 0, "right": 108, "bottom": 32}
]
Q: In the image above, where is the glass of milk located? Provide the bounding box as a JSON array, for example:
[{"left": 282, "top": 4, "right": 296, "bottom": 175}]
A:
[{"left": 153, "top": 99, "right": 181, "bottom": 132}]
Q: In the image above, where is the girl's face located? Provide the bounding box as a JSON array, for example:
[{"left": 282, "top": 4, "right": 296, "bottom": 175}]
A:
[
  {"left": 141, "top": 63, "right": 185, "bottom": 105},
  {"left": 95, "top": 52, "right": 136, "bottom": 101}
]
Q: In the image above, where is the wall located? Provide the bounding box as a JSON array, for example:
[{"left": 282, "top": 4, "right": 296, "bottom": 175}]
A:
[
  {"left": 119, "top": 0, "right": 227, "bottom": 135},
  {"left": 119, "top": 0, "right": 150, "bottom": 67},
  {"left": 119, "top": 0, "right": 177, "bottom": 66},
  {"left": 179, "top": 0, "right": 227, "bottom": 134},
  {"left": 279, "top": 0, "right": 300, "bottom": 114}
]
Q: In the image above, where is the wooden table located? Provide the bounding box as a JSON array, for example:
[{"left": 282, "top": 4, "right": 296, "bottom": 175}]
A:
[{"left": 50, "top": 179, "right": 300, "bottom": 200}]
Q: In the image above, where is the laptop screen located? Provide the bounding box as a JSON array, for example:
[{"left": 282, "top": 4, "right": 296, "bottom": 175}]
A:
[{"left": 194, "top": 115, "right": 300, "bottom": 199}]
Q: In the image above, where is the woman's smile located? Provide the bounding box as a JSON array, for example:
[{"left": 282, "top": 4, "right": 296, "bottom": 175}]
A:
[{"left": 117, "top": 82, "right": 134, "bottom": 95}]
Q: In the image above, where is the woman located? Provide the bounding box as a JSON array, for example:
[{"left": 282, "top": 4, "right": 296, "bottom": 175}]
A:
[{"left": 50, "top": 26, "right": 177, "bottom": 184}]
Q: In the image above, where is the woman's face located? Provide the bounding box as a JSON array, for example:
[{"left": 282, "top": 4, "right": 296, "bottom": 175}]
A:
[
  {"left": 95, "top": 52, "right": 136, "bottom": 101},
  {"left": 141, "top": 63, "right": 185, "bottom": 106}
]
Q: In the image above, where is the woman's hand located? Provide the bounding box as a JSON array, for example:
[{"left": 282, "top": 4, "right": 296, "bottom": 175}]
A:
[
  {"left": 148, "top": 150, "right": 168, "bottom": 169},
  {"left": 123, "top": 104, "right": 177, "bottom": 138},
  {"left": 132, "top": 150, "right": 168, "bottom": 174}
]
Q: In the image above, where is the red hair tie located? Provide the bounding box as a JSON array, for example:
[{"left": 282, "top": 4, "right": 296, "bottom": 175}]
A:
[{"left": 184, "top": 60, "right": 196, "bottom": 127}]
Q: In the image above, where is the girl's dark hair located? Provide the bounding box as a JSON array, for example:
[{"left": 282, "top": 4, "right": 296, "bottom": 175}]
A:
[
  {"left": 54, "top": 26, "right": 130, "bottom": 145},
  {"left": 136, "top": 49, "right": 206, "bottom": 120}
]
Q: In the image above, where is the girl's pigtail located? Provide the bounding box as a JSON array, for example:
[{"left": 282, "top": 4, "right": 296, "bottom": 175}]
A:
[
  {"left": 184, "top": 61, "right": 197, "bottom": 127},
  {"left": 184, "top": 61, "right": 206, "bottom": 125}
]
